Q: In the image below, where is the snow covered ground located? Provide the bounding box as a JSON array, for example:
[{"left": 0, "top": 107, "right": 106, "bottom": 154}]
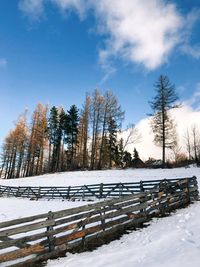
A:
[
  {"left": 0, "top": 167, "right": 200, "bottom": 267},
  {"left": 0, "top": 166, "right": 199, "bottom": 187}
]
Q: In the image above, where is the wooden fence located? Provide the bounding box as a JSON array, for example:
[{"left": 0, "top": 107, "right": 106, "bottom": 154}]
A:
[
  {"left": 0, "top": 177, "right": 199, "bottom": 267},
  {"left": 0, "top": 176, "right": 198, "bottom": 200}
]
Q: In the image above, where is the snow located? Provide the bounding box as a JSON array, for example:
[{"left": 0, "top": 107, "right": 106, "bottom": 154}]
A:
[
  {"left": 0, "top": 166, "right": 200, "bottom": 267},
  {"left": 0, "top": 166, "right": 199, "bottom": 187}
]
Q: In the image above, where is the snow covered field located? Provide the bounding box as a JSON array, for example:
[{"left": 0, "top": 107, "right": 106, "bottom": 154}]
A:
[
  {"left": 0, "top": 166, "right": 199, "bottom": 187},
  {"left": 0, "top": 167, "right": 200, "bottom": 267}
]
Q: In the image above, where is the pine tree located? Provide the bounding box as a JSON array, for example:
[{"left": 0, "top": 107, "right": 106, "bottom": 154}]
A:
[
  {"left": 108, "top": 117, "right": 118, "bottom": 168},
  {"left": 133, "top": 148, "right": 139, "bottom": 160},
  {"left": 123, "top": 151, "right": 132, "bottom": 168},
  {"left": 117, "top": 138, "right": 124, "bottom": 168},
  {"left": 66, "top": 105, "right": 79, "bottom": 169},
  {"left": 59, "top": 108, "right": 67, "bottom": 171},
  {"left": 149, "top": 75, "right": 179, "bottom": 168},
  {"left": 48, "top": 106, "right": 59, "bottom": 172}
]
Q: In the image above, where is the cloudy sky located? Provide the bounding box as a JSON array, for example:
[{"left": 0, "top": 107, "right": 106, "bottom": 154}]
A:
[{"left": 0, "top": 0, "right": 200, "bottom": 159}]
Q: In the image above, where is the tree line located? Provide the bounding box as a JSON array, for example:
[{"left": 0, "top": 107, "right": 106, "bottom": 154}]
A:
[
  {"left": 1, "top": 75, "right": 200, "bottom": 179},
  {"left": 1, "top": 89, "right": 137, "bottom": 178}
]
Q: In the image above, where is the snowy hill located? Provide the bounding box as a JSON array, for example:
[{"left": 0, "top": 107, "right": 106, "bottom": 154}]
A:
[{"left": 0, "top": 167, "right": 200, "bottom": 267}]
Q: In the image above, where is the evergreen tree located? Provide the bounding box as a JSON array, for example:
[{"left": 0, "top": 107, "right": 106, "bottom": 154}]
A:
[
  {"left": 149, "top": 75, "right": 178, "bottom": 168},
  {"left": 133, "top": 148, "right": 139, "bottom": 160},
  {"left": 66, "top": 105, "right": 79, "bottom": 169},
  {"left": 59, "top": 108, "right": 67, "bottom": 171},
  {"left": 116, "top": 138, "right": 124, "bottom": 167},
  {"left": 123, "top": 151, "right": 132, "bottom": 168},
  {"left": 48, "top": 106, "right": 59, "bottom": 172},
  {"left": 56, "top": 108, "right": 66, "bottom": 171},
  {"left": 108, "top": 117, "right": 118, "bottom": 168}
]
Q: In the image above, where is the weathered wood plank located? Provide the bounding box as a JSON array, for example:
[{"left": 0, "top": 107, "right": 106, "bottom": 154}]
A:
[
  {"left": 0, "top": 243, "right": 45, "bottom": 263},
  {"left": 0, "top": 219, "right": 55, "bottom": 238},
  {"left": 0, "top": 231, "right": 48, "bottom": 250}
]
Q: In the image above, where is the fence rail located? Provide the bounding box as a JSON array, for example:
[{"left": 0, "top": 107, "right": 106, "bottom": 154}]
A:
[
  {"left": 0, "top": 177, "right": 199, "bottom": 266},
  {"left": 0, "top": 176, "right": 199, "bottom": 200}
]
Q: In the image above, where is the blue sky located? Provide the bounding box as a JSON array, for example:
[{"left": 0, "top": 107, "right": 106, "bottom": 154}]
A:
[{"left": 0, "top": 0, "right": 200, "bottom": 145}]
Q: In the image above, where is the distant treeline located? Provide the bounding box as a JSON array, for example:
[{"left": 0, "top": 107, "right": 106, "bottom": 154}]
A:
[{"left": 1, "top": 89, "right": 142, "bottom": 179}]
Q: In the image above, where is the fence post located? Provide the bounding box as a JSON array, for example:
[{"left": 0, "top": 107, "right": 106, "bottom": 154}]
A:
[
  {"left": 192, "top": 176, "right": 199, "bottom": 201},
  {"left": 159, "top": 181, "right": 168, "bottom": 215},
  {"left": 67, "top": 186, "right": 71, "bottom": 200},
  {"left": 164, "top": 179, "right": 170, "bottom": 213},
  {"left": 83, "top": 185, "right": 85, "bottom": 200},
  {"left": 16, "top": 187, "right": 20, "bottom": 197},
  {"left": 140, "top": 181, "right": 145, "bottom": 214},
  {"left": 186, "top": 178, "right": 191, "bottom": 204},
  {"left": 27, "top": 187, "right": 30, "bottom": 198},
  {"left": 81, "top": 224, "right": 86, "bottom": 247},
  {"left": 38, "top": 187, "right": 41, "bottom": 199},
  {"left": 100, "top": 183, "right": 104, "bottom": 199},
  {"left": 140, "top": 180, "right": 144, "bottom": 192},
  {"left": 119, "top": 183, "right": 123, "bottom": 197},
  {"left": 100, "top": 205, "right": 106, "bottom": 231},
  {"left": 46, "top": 211, "right": 55, "bottom": 252}
]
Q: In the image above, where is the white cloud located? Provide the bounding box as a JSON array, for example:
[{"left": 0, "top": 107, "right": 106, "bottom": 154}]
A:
[
  {"left": 91, "top": 0, "right": 183, "bottom": 71},
  {"left": 182, "top": 44, "right": 200, "bottom": 59},
  {"left": 183, "top": 83, "right": 200, "bottom": 107},
  {"left": 51, "top": 0, "right": 87, "bottom": 19},
  {"left": 18, "top": 0, "right": 45, "bottom": 20},
  {"left": 18, "top": 0, "right": 200, "bottom": 82},
  {"left": 19, "top": 0, "right": 189, "bottom": 71},
  {"left": 181, "top": 9, "right": 200, "bottom": 59},
  {"left": 0, "top": 58, "right": 7, "bottom": 68},
  {"left": 18, "top": 0, "right": 86, "bottom": 20}
]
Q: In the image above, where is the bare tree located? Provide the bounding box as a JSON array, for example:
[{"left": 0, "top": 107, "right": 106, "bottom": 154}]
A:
[
  {"left": 98, "top": 90, "right": 124, "bottom": 169},
  {"left": 191, "top": 125, "right": 200, "bottom": 164},
  {"left": 1, "top": 112, "right": 29, "bottom": 179},
  {"left": 122, "top": 124, "right": 141, "bottom": 152},
  {"left": 184, "top": 128, "right": 192, "bottom": 161},
  {"left": 90, "top": 89, "right": 104, "bottom": 170},
  {"left": 76, "top": 95, "right": 91, "bottom": 169},
  {"left": 25, "top": 103, "right": 48, "bottom": 176}
]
